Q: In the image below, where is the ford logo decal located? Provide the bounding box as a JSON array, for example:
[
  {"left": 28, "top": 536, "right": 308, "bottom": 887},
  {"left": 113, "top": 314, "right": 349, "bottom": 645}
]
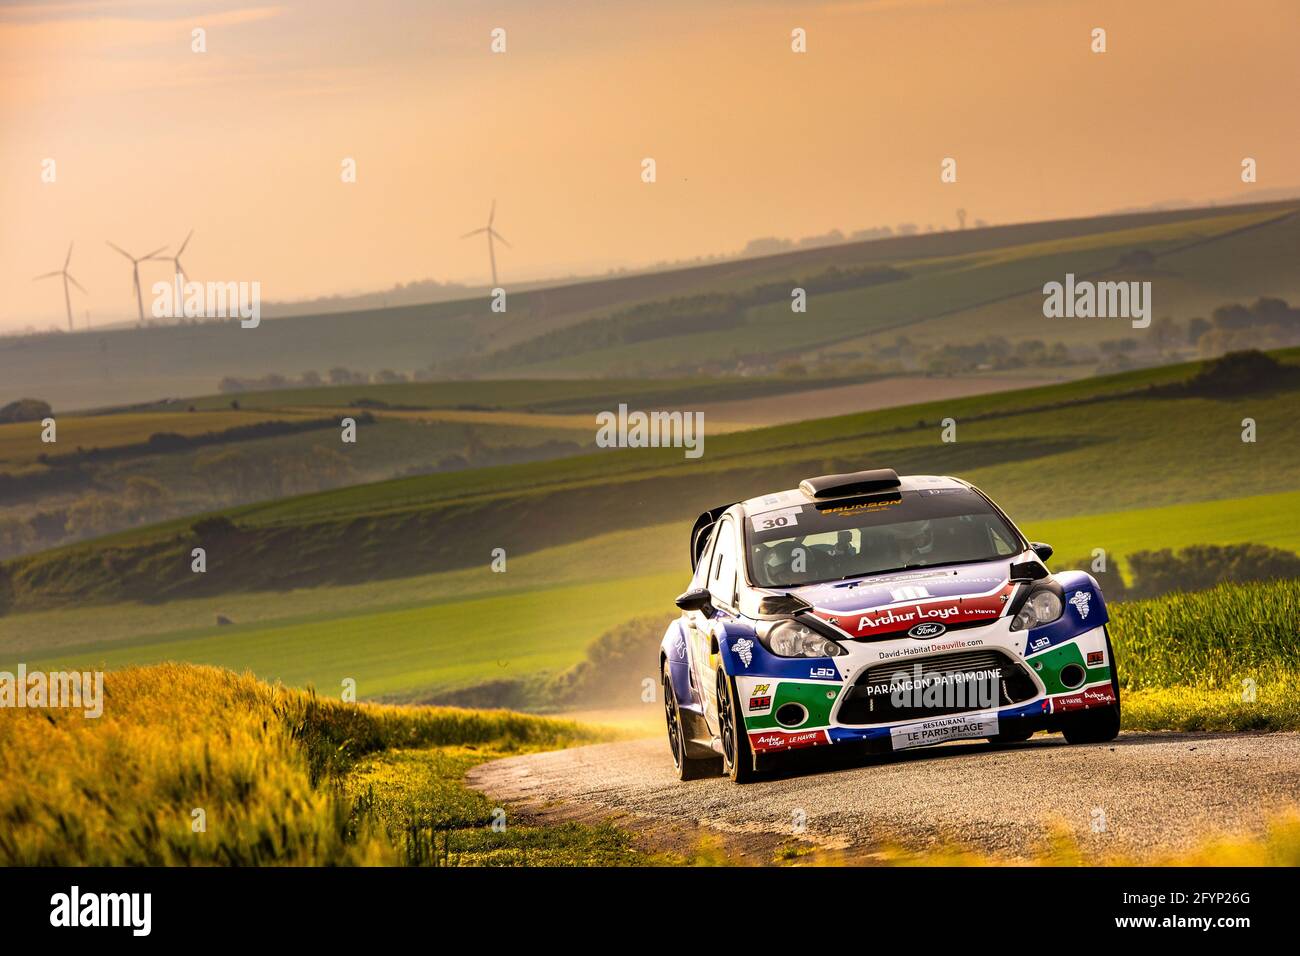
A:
[{"left": 908, "top": 622, "right": 946, "bottom": 639}]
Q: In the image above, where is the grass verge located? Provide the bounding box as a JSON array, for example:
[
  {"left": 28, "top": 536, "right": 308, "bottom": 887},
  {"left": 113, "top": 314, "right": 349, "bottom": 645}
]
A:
[
  {"left": 1109, "top": 578, "right": 1300, "bottom": 732},
  {"left": 342, "top": 747, "right": 657, "bottom": 866},
  {"left": 0, "top": 663, "right": 626, "bottom": 865}
]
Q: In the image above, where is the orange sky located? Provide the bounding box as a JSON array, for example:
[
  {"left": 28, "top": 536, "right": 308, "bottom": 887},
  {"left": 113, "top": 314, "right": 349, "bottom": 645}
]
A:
[{"left": 2, "top": 0, "right": 1297, "bottom": 330}]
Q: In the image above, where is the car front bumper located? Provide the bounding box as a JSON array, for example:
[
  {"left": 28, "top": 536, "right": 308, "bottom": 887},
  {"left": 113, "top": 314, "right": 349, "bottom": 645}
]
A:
[{"left": 733, "top": 620, "right": 1117, "bottom": 757}]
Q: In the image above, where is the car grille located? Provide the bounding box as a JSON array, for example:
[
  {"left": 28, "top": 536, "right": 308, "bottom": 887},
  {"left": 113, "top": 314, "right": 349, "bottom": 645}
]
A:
[{"left": 836, "top": 649, "right": 1038, "bottom": 725}]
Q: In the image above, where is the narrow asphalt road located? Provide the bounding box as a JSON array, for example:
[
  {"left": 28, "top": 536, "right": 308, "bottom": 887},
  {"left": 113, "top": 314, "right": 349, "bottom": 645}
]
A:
[{"left": 468, "top": 732, "right": 1300, "bottom": 862}]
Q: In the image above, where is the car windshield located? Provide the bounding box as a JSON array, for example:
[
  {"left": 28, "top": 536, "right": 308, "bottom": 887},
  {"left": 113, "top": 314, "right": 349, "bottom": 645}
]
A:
[{"left": 745, "top": 487, "right": 1022, "bottom": 588}]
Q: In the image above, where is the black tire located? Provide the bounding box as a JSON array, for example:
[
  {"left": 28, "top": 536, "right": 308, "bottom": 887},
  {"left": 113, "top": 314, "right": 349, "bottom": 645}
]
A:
[
  {"left": 717, "top": 669, "right": 758, "bottom": 783},
  {"left": 663, "top": 664, "right": 719, "bottom": 781},
  {"left": 1062, "top": 628, "right": 1122, "bottom": 745}
]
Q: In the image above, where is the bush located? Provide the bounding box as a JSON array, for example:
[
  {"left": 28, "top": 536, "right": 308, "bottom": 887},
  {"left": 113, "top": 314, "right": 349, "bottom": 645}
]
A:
[
  {"left": 428, "top": 613, "right": 679, "bottom": 710},
  {"left": 545, "top": 613, "right": 677, "bottom": 708},
  {"left": 1184, "top": 349, "right": 1288, "bottom": 395},
  {"left": 0, "top": 398, "right": 52, "bottom": 423},
  {"left": 1127, "top": 543, "right": 1300, "bottom": 599},
  {"left": 63, "top": 496, "right": 127, "bottom": 539},
  {"left": 123, "top": 475, "right": 170, "bottom": 513},
  {"left": 0, "top": 516, "right": 36, "bottom": 563},
  {"left": 145, "top": 431, "right": 190, "bottom": 452},
  {"left": 191, "top": 515, "right": 238, "bottom": 539}
]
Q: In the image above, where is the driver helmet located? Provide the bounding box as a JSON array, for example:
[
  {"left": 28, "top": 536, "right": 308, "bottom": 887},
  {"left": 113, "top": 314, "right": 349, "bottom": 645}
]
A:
[{"left": 888, "top": 520, "right": 934, "bottom": 559}]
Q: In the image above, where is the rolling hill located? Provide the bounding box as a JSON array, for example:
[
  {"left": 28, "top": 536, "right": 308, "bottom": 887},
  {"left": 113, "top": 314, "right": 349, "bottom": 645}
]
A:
[
  {"left": 4, "top": 199, "right": 1297, "bottom": 411},
  {"left": 467, "top": 205, "right": 1300, "bottom": 375},
  {"left": 4, "top": 348, "right": 1297, "bottom": 610}
]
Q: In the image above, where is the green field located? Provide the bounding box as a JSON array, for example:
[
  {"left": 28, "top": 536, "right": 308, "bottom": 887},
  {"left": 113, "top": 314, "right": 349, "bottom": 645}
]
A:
[
  {"left": 0, "top": 409, "right": 323, "bottom": 467},
  {"left": 0, "top": 366, "right": 887, "bottom": 560},
  {"left": 9, "top": 573, "right": 680, "bottom": 700},
  {"left": 7, "top": 520, "right": 1298, "bottom": 711},
  {"left": 8, "top": 348, "right": 1297, "bottom": 612},
  {"left": 6, "top": 484, "right": 1298, "bottom": 703},
  {"left": 0, "top": 401, "right": 602, "bottom": 564},
  {"left": 149, "top": 371, "right": 889, "bottom": 415},
  {"left": 0, "top": 519, "right": 683, "bottom": 657},
  {"left": 1023, "top": 490, "right": 1300, "bottom": 572}
]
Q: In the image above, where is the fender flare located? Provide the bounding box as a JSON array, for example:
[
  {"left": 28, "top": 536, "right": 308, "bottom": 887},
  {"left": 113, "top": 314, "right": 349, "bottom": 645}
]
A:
[
  {"left": 713, "top": 620, "right": 760, "bottom": 678},
  {"left": 1054, "top": 570, "right": 1111, "bottom": 627}
]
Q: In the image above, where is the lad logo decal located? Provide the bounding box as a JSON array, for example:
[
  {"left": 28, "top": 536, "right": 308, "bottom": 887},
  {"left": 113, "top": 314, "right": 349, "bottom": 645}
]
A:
[
  {"left": 1069, "top": 591, "right": 1091, "bottom": 620},
  {"left": 733, "top": 638, "right": 754, "bottom": 667}
]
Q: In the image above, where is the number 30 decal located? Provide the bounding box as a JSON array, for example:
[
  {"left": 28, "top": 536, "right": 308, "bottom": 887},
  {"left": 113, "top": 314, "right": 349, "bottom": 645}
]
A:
[{"left": 751, "top": 508, "right": 800, "bottom": 532}]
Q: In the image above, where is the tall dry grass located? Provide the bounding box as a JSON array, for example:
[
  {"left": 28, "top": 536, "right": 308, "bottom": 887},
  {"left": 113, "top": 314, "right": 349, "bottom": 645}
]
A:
[{"left": 0, "top": 663, "right": 599, "bottom": 865}]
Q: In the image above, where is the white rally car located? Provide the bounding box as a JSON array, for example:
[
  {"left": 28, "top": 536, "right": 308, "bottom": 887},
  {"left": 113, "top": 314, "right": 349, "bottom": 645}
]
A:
[{"left": 659, "top": 469, "right": 1121, "bottom": 782}]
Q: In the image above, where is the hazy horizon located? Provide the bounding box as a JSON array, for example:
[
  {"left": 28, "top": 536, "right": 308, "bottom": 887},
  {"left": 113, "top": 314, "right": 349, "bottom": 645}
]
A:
[{"left": 3, "top": 0, "right": 1298, "bottom": 331}]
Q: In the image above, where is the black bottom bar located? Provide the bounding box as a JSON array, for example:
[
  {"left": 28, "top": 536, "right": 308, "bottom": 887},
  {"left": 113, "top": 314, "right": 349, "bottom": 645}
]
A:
[{"left": 0, "top": 865, "right": 1283, "bottom": 941}]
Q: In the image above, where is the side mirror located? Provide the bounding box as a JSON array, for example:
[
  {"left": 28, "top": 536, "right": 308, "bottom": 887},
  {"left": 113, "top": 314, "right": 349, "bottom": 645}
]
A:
[
  {"left": 674, "top": 587, "right": 714, "bottom": 614},
  {"left": 1009, "top": 559, "right": 1049, "bottom": 582},
  {"left": 1031, "top": 542, "right": 1054, "bottom": 562}
]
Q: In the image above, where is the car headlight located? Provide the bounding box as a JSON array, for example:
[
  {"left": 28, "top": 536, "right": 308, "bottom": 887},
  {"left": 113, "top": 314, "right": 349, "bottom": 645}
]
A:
[
  {"left": 763, "top": 621, "right": 846, "bottom": 658},
  {"left": 1009, "top": 589, "right": 1063, "bottom": 631}
]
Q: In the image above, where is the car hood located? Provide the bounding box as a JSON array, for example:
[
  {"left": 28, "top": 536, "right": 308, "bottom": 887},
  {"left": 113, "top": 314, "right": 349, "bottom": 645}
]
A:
[{"left": 785, "top": 558, "right": 1019, "bottom": 638}]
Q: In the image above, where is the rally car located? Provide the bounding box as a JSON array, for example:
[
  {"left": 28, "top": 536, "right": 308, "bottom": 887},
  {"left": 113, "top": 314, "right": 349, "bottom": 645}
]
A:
[{"left": 660, "top": 469, "right": 1121, "bottom": 782}]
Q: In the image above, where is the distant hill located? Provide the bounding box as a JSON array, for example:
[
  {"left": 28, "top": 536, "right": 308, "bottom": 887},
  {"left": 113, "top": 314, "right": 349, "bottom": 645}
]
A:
[{"left": 3, "top": 199, "right": 1297, "bottom": 411}]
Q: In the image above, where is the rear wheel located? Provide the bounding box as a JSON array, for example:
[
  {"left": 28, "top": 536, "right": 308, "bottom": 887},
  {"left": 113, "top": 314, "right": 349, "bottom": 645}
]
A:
[
  {"left": 663, "top": 663, "right": 719, "bottom": 780},
  {"left": 1062, "top": 628, "right": 1122, "bottom": 745},
  {"left": 717, "top": 669, "right": 757, "bottom": 783}
]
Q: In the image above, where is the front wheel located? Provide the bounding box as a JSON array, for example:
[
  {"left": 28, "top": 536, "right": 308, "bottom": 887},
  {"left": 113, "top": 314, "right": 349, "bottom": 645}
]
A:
[
  {"left": 1061, "top": 702, "right": 1121, "bottom": 744},
  {"left": 1062, "top": 629, "right": 1122, "bottom": 745},
  {"left": 717, "top": 669, "right": 757, "bottom": 783}
]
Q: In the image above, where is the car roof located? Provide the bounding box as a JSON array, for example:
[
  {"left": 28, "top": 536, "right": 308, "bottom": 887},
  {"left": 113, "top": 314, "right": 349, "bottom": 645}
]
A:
[{"left": 739, "top": 474, "right": 970, "bottom": 518}]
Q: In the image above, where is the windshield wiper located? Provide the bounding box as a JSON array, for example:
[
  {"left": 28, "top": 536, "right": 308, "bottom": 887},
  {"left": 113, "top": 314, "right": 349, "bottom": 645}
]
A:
[
  {"left": 771, "top": 554, "right": 1003, "bottom": 589},
  {"left": 834, "top": 554, "right": 1002, "bottom": 581},
  {"left": 920, "top": 555, "right": 1002, "bottom": 570}
]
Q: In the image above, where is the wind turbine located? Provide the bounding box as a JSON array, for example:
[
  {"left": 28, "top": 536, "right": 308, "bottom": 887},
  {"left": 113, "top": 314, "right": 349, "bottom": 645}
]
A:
[
  {"left": 168, "top": 229, "right": 194, "bottom": 283},
  {"left": 107, "top": 240, "right": 168, "bottom": 324},
  {"left": 460, "top": 200, "right": 511, "bottom": 287},
  {"left": 34, "top": 242, "right": 86, "bottom": 332}
]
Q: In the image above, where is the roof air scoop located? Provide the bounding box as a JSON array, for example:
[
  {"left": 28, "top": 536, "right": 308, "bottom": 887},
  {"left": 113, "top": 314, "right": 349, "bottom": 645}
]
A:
[{"left": 799, "top": 468, "right": 901, "bottom": 500}]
